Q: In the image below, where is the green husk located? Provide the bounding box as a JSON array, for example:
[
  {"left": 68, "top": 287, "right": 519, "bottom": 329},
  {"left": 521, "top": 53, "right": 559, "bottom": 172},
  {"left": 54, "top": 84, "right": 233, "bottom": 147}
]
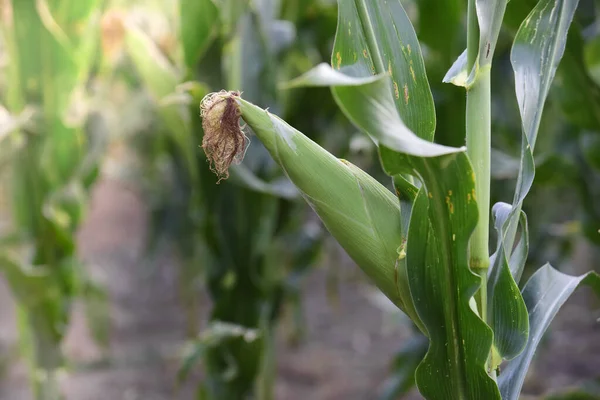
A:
[{"left": 200, "top": 91, "right": 423, "bottom": 331}]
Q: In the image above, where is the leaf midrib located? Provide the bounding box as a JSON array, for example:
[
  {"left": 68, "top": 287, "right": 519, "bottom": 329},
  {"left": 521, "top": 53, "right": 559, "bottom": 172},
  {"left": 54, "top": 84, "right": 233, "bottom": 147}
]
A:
[{"left": 355, "top": 0, "right": 386, "bottom": 75}]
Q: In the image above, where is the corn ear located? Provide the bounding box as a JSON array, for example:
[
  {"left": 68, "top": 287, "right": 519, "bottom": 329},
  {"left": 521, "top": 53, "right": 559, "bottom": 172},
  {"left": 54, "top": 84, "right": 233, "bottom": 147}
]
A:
[{"left": 202, "top": 92, "right": 422, "bottom": 328}]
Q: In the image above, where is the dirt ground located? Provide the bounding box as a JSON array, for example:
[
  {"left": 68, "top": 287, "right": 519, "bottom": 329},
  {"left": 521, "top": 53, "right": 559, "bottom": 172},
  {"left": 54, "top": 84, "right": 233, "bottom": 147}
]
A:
[{"left": 0, "top": 178, "right": 598, "bottom": 400}]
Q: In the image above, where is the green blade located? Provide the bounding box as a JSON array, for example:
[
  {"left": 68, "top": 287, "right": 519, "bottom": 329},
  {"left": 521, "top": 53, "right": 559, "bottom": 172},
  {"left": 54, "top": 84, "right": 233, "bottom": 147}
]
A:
[
  {"left": 180, "top": 0, "right": 219, "bottom": 69},
  {"left": 502, "top": 0, "right": 579, "bottom": 258},
  {"left": 333, "top": 0, "right": 435, "bottom": 140},
  {"left": 498, "top": 265, "right": 600, "bottom": 399}
]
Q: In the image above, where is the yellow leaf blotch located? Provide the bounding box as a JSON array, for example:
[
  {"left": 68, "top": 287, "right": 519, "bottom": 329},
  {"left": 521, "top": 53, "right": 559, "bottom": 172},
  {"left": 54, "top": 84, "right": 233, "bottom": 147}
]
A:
[
  {"left": 410, "top": 65, "right": 416, "bottom": 81},
  {"left": 388, "top": 60, "right": 392, "bottom": 75},
  {"left": 393, "top": 81, "right": 400, "bottom": 99},
  {"left": 403, "top": 84, "right": 409, "bottom": 105},
  {"left": 446, "top": 196, "right": 455, "bottom": 214},
  {"left": 336, "top": 52, "right": 342, "bottom": 70},
  {"left": 407, "top": 44, "right": 412, "bottom": 55},
  {"left": 363, "top": 49, "right": 368, "bottom": 58}
]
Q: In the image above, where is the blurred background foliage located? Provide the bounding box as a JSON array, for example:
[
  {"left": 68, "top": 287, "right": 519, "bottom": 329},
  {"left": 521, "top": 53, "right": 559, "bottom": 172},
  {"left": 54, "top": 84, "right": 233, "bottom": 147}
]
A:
[{"left": 0, "top": 0, "right": 598, "bottom": 399}]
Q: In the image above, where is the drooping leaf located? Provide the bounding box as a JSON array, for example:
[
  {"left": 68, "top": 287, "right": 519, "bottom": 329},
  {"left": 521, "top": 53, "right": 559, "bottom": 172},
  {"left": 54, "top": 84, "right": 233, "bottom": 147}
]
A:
[
  {"left": 499, "top": 265, "right": 600, "bottom": 399},
  {"left": 502, "top": 0, "right": 580, "bottom": 255},
  {"left": 333, "top": 0, "right": 436, "bottom": 140}
]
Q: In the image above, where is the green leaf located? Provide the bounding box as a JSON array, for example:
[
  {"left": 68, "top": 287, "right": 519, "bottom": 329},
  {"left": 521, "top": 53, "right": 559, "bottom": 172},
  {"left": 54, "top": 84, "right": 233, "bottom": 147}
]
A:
[
  {"left": 486, "top": 203, "right": 529, "bottom": 361},
  {"left": 180, "top": 0, "right": 219, "bottom": 69},
  {"left": 332, "top": 0, "right": 436, "bottom": 140},
  {"left": 502, "top": 0, "right": 579, "bottom": 254},
  {"left": 508, "top": 211, "right": 529, "bottom": 283},
  {"left": 286, "top": 65, "right": 458, "bottom": 161},
  {"left": 407, "top": 182, "right": 498, "bottom": 400},
  {"left": 512, "top": 0, "right": 578, "bottom": 150},
  {"left": 498, "top": 265, "right": 600, "bottom": 400}
]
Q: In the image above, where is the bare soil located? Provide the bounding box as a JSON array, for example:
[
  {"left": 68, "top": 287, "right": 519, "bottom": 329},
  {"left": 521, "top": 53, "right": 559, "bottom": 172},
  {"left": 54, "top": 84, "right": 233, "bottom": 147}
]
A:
[{"left": 0, "top": 178, "right": 598, "bottom": 400}]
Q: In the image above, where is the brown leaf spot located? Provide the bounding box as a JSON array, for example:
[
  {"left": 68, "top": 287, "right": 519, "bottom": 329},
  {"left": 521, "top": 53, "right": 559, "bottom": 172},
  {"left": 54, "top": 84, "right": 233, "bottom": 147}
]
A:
[{"left": 393, "top": 81, "right": 400, "bottom": 99}]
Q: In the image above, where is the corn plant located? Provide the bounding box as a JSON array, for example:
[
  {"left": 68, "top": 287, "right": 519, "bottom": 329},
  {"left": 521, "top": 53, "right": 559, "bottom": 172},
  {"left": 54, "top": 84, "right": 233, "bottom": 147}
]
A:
[
  {"left": 0, "top": 1, "right": 107, "bottom": 399},
  {"left": 201, "top": 0, "right": 600, "bottom": 398}
]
